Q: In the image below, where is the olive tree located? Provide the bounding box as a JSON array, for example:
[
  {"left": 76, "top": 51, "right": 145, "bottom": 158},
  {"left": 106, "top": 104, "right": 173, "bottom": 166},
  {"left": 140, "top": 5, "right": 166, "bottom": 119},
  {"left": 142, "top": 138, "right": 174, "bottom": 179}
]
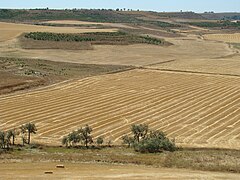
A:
[{"left": 21, "top": 123, "right": 37, "bottom": 145}]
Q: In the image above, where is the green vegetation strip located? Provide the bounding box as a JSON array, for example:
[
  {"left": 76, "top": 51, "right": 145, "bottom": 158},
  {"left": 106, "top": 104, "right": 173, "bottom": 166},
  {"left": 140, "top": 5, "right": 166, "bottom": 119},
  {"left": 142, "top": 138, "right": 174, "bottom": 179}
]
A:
[
  {"left": 24, "top": 31, "right": 164, "bottom": 45},
  {"left": 187, "top": 21, "right": 240, "bottom": 28}
]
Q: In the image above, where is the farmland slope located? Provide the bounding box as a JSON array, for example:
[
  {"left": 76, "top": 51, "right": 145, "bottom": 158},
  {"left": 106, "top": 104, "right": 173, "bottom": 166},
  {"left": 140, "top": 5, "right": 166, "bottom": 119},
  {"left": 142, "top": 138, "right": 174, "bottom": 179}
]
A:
[{"left": 0, "top": 69, "right": 239, "bottom": 149}]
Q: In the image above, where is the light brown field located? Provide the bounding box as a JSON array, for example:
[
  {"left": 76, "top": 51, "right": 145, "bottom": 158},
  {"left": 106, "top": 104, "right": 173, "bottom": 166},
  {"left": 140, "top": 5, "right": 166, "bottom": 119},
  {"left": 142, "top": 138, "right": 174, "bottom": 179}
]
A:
[
  {"left": 0, "top": 69, "right": 240, "bottom": 149},
  {"left": 0, "top": 22, "right": 238, "bottom": 76},
  {"left": 0, "top": 34, "right": 235, "bottom": 69},
  {"left": 0, "top": 22, "right": 117, "bottom": 42},
  {"left": 43, "top": 20, "right": 136, "bottom": 29},
  {"left": 1, "top": 162, "right": 239, "bottom": 180},
  {"left": 204, "top": 33, "right": 240, "bottom": 43}
]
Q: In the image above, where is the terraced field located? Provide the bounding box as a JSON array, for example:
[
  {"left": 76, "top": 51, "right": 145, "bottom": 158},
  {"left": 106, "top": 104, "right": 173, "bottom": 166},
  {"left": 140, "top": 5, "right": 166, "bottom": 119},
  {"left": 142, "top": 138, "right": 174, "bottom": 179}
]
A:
[
  {"left": 0, "top": 22, "right": 117, "bottom": 42},
  {"left": 0, "top": 69, "right": 240, "bottom": 149},
  {"left": 204, "top": 33, "right": 240, "bottom": 43}
]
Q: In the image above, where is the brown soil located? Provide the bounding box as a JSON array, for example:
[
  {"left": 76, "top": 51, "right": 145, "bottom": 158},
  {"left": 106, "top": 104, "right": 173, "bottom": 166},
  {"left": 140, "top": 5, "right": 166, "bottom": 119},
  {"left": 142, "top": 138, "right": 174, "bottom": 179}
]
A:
[
  {"left": 1, "top": 162, "right": 239, "bottom": 180},
  {"left": 0, "top": 57, "right": 132, "bottom": 95}
]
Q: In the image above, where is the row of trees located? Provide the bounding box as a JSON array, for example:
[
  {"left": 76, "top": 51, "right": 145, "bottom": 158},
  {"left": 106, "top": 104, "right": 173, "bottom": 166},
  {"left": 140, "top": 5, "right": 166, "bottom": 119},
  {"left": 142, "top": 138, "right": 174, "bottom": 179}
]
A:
[
  {"left": 25, "top": 32, "right": 95, "bottom": 42},
  {"left": 62, "top": 125, "right": 104, "bottom": 148},
  {"left": 0, "top": 123, "right": 37, "bottom": 150},
  {"left": 25, "top": 31, "right": 164, "bottom": 46},
  {"left": 62, "top": 124, "right": 176, "bottom": 153}
]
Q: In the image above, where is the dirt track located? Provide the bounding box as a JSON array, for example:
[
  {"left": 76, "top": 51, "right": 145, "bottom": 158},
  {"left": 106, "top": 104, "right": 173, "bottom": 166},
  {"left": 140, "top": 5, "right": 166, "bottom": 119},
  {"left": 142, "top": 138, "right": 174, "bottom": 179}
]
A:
[{"left": 1, "top": 162, "right": 239, "bottom": 179}]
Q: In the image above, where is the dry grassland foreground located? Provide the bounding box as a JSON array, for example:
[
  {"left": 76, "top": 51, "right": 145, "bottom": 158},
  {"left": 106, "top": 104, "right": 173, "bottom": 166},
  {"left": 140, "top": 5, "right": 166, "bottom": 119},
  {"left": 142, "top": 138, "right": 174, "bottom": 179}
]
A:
[
  {"left": 0, "top": 22, "right": 117, "bottom": 42},
  {"left": 204, "top": 33, "right": 240, "bottom": 43},
  {"left": 1, "top": 162, "right": 240, "bottom": 179},
  {"left": 0, "top": 69, "right": 240, "bottom": 149}
]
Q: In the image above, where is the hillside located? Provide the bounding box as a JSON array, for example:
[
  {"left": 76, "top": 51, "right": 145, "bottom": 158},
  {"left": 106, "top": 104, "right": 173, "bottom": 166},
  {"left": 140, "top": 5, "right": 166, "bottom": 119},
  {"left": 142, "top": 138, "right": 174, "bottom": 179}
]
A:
[
  {"left": 201, "top": 12, "right": 240, "bottom": 20},
  {"left": 0, "top": 9, "right": 206, "bottom": 23}
]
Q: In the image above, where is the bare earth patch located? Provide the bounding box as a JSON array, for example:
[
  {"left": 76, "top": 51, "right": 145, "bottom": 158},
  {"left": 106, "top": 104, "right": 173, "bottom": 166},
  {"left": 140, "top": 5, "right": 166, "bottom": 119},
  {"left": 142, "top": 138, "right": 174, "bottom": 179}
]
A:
[{"left": 0, "top": 162, "right": 239, "bottom": 179}]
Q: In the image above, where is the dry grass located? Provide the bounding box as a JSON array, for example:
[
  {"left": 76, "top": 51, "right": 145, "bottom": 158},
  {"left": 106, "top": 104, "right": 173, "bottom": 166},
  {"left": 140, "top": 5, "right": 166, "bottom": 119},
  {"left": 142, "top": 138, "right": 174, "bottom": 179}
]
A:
[
  {"left": 1, "top": 146, "right": 240, "bottom": 175},
  {"left": 1, "top": 161, "right": 239, "bottom": 179},
  {"left": 0, "top": 71, "right": 45, "bottom": 95},
  {"left": 0, "top": 57, "right": 132, "bottom": 95}
]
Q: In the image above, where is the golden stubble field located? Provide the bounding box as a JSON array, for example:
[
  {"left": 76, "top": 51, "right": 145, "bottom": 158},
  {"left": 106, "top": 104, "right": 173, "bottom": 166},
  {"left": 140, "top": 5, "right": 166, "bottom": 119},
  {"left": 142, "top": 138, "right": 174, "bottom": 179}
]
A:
[
  {"left": 204, "top": 33, "right": 240, "bottom": 43},
  {"left": 0, "top": 21, "right": 240, "bottom": 150},
  {"left": 0, "top": 69, "right": 239, "bottom": 149}
]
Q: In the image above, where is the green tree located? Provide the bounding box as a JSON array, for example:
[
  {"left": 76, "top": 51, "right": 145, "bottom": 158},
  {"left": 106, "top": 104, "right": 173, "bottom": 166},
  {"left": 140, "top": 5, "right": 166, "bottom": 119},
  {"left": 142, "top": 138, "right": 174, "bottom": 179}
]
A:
[
  {"left": 78, "top": 125, "right": 93, "bottom": 148},
  {"left": 68, "top": 130, "right": 81, "bottom": 147},
  {"left": 131, "top": 124, "right": 148, "bottom": 143},
  {"left": 62, "top": 135, "right": 69, "bottom": 148},
  {"left": 0, "top": 131, "right": 6, "bottom": 149},
  {"left": 21, "top": 123, "right": 37, "bottom": 144},
  {"left": 7, "top": 129, "right": 17, "bottom": 145},
  {"left": 96, "top": 136, "right": 104, "bottom": 146},
  {"left": 134, "top": 130, "right": 176, "bottom": 153},
  {"left": 0, "top": 131, "right": 10, "bottom": 149},
  {"left": 121, "top": 135, "right": 134, "bottom": 147}
]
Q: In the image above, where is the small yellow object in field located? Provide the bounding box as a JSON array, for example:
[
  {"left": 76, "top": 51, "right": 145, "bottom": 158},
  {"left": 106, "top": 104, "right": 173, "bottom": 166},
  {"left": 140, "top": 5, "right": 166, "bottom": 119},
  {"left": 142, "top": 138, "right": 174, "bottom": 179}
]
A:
[
  {"left": 56, "top": 165, "right": 65, "bottom": 168},
  {"left": 44, "top": 171, "right": 53, "bottom": 174}
]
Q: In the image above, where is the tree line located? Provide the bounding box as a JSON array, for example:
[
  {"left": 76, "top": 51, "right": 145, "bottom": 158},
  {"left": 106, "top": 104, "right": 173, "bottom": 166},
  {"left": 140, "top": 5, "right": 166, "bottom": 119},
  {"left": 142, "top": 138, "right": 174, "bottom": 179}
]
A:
[
  {"left": 62, "top": 124, "right": 177, "bottom": 153},
  {"left": 0, "top": 122, "right": 37, "bottom": 150},
  {"left": 1, "top": 122, "right": 176, "bottom": 153},
  {"left": 24, "top": 31, "right": 164, "bottom": 46}
]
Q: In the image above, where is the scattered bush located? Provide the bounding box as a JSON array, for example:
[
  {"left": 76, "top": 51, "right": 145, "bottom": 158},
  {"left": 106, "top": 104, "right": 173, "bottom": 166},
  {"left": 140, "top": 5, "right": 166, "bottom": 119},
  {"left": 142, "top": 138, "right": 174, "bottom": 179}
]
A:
[
  {"left": 62, "top": 124, "right": 93, "bottom": 148},
  {"left": 96, "top": 136, "right": 104, "bottom": 146},
  {"left": 122, "top": 124, "right": 177, "bottom": 153}
]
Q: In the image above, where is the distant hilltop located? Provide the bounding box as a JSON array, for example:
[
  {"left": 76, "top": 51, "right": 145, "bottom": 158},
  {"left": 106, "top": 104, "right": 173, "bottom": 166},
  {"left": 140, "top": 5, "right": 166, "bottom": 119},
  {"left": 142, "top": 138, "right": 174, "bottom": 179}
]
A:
[{"left": 0, "top": 9, "right": 240, "bottom": 23}]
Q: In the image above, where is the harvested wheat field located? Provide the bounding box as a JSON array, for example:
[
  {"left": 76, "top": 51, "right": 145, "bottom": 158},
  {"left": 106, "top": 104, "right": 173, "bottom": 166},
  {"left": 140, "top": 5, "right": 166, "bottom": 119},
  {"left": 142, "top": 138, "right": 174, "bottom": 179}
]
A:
[
  {"left": 204, "top": 33, "right": 240, "bottom": 43},
  {"left": 1, "top": 162, "right": 239, "bottom": 180},
  {"left": 0, "top": 69, "right": 240, "bottom": 149},
  {"left": 0, "top": 22, "right": 117, "bottom": 42}
]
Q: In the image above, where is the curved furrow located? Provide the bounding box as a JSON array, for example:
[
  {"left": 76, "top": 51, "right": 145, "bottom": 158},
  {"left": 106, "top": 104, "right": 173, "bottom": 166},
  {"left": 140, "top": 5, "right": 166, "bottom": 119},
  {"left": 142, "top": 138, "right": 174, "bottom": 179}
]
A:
[
  {"left": 0, "top": 77, "right": 197, "bottom": 129},
  {"left": 142, "top": 86, "right": 234, "bottom": 132},
  {"left": 191, "top": 107, "right": 240, "bottom": 143},
  {"left": 92, "top": 84, "right": 227, "bottom": 140},
  {"left": 165, "top": 87, "right": 239, "bottom": 137},
  {"left": 204, "top": 110, "right": 240, "bottom": 143},
  {"left": 38, "top": 81, "right": 204, "bottom": 136},
  {"left": 180, "top": 93, "right": 240, "bottom": 142}
]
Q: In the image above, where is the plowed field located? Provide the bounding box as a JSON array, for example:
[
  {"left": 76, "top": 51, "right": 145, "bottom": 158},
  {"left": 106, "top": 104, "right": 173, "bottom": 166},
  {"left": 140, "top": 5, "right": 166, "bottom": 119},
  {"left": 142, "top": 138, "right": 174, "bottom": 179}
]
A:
[{"left": 0, "top": 69, "right": 240, "bottom": 149}]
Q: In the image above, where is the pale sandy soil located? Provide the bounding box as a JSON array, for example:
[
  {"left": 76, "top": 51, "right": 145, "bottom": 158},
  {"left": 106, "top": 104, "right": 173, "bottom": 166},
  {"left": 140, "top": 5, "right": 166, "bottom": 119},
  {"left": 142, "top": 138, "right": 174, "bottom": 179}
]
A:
[
  {"left": 0, "top": 34, "right": 236, "bottom": 71},
  {"left": 43, "top": 20, "right": 137, "bottom": 29},
  {"left": 204, "top": 33, "right": 240, "bottom": 43},
  {"left": 1, "top": 162, "right": 239, "bottom": 180}
]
